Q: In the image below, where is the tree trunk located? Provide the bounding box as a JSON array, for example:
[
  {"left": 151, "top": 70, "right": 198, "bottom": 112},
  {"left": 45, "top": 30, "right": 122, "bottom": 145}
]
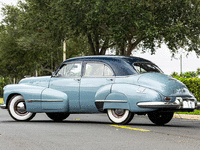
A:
[{"left": 126, "top": 37, "right": 145, "bottom": 56}]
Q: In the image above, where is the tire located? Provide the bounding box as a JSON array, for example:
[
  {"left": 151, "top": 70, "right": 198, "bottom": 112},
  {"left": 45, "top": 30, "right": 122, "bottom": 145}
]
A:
[
  {"left": 107, "top": 109, "right": 134, "bottom": 125},
  {"left": 148, "top": 112, "right": 174, "bottom": 125},
  {"left": 46, "top": 112, "right": 70, "bottom": 121},
  {"left": 8, "top": 95, "right": 36, "bottom": 121}
]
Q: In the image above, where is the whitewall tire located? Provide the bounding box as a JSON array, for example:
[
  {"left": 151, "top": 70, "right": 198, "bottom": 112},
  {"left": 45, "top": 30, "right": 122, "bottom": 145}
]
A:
[
  {"left": 107, "top": 109, "right": 134, "bottom": 124},
  {"left": 8, "top": 95, "right": 36, "bottom": 121}
]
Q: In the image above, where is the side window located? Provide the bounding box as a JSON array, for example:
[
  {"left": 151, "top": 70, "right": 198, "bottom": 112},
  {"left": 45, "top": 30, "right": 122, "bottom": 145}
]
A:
[
  {"left": 84, "top": 63, "right": 114, "bottom": 77},
  {"left": 57, "top": 63, "right": 81, "bottom": 77}
]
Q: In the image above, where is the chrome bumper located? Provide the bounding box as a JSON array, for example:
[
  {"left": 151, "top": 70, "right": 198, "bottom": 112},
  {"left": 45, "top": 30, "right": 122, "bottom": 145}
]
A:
[
  {"left": 137, "top": 98, "right": 200, "bottom": 110},
  {"left": 0, "top": 103, "right": 6, "bottom": 109}
]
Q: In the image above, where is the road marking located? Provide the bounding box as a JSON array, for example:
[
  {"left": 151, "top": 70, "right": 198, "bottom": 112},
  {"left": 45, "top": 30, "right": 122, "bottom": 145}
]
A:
[
  {"left": 110, "top": 125, "right": 150, "bottom": 132},
  {"left": 73, "top": 119, "right": 80, "bottom": 120}
]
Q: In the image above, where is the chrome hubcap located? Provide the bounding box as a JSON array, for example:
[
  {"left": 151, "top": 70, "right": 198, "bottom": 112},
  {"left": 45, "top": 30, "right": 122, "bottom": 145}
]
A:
[
  {"left": 112, "top": 109, "right": 125, "bottom": 118},
  {"left": 14, "top": 101, "right": 28, "bottom": 115}
]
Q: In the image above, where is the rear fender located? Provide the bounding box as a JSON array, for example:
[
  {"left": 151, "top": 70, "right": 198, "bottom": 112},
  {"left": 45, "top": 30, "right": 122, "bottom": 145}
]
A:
[{"left": 95, "top": 92, "right": 130, "bottom": 112}]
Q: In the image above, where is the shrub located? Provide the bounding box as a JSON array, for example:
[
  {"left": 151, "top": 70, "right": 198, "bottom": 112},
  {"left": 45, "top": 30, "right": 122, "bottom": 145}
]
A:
[
  {"left": 0, "top": 77, "right": 11, "bottom": 98},
  {"left": 173, "top": 77, "right": 200, "bottom": 102}
]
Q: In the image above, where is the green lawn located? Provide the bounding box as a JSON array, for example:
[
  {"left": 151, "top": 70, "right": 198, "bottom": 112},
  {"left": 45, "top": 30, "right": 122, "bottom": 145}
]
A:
[
  {"left": 0, "top": 98, "right": 3, "bottom": 104},
  {"left": 175, "top": 110, "right": 200, "bottom": 115}
]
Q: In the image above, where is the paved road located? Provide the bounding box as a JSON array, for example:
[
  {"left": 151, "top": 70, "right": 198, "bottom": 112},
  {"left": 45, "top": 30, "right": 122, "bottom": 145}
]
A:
[{"left": 0, "top": 109, "right": 200, "bottom": 150}]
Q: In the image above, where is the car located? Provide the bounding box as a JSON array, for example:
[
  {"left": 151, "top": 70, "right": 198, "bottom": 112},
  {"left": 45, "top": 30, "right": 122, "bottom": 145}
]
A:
[{"left": 1, "top": 55, "right": 199, "bottom": 125}]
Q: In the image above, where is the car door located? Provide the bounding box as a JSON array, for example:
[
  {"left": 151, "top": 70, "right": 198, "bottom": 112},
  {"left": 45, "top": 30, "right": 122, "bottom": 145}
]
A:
[
  {"left": 80, "top": 62, "right": 115, "bottom": 112},
  {"left": 45, "top": 62, "right": 82, "bottom": 112}
]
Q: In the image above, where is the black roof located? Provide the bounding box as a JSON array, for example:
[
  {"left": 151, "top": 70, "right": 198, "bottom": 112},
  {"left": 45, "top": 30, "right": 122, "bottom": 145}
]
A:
[{"left": 62, "top": 55, "right": 153, "bottom": 76}]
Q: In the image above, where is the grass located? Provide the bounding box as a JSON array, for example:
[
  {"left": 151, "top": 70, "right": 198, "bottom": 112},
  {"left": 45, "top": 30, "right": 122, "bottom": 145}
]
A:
[
  {"left": 175, "top": 110, "right": 200, "bottom": 115},
  {"left": 0, "top": 98, "right": 3, "bottom": 104}
]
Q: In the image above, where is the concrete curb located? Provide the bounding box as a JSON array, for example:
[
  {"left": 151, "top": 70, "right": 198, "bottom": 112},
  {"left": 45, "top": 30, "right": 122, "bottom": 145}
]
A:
[{"left": 174, "top": 114, "right": 200, "bottom": 120}]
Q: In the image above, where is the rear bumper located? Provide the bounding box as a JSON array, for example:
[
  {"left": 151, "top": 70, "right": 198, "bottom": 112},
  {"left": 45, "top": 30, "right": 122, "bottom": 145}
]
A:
[
  {"left": 0, "top": 103, "right": 6, "bottom": 109},
  {"left": 137, "top": 98, "right": 200, "bottom": 111}
]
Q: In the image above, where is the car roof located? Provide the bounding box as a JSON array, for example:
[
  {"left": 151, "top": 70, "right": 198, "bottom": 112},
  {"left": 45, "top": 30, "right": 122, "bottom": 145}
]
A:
[{"left": 62, "top": 55, "right": 153, "bottom": 76}]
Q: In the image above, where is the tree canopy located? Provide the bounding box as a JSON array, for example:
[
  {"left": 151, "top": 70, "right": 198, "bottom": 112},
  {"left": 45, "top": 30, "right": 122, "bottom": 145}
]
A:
[
  {"left": 0, "top": 0, "right": 200, "bottom": 78},
  {"left": 54, "top": 0, "right": 200, "bottom": 55}
]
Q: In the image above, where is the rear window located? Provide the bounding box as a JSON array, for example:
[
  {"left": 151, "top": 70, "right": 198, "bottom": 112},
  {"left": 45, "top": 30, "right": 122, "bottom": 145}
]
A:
[{"left": 133, "top": 62, "right": 163, "bottom": 74}]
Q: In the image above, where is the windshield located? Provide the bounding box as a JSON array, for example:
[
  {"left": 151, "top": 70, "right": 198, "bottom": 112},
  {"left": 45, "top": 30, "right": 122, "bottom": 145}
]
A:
[{"left": 133, "top": 62, "right": 163, "bottom": 74}]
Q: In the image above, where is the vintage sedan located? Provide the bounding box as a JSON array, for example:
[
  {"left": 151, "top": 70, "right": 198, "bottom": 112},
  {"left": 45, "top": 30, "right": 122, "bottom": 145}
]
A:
[{"left": 1, "top": 56, "right": 199, "bottom": 125}]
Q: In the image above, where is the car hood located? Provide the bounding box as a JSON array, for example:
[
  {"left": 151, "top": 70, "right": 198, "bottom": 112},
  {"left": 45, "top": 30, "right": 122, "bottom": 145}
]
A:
[
  {"left": 136, "top": 73, "right": 192, "bottom": 97},
  {"left": 19, "top": 76, "right": 51, "bottom": 87}
]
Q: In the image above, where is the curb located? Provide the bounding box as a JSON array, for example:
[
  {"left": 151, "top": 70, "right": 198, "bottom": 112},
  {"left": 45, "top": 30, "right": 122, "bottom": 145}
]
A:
[{"left": 174, "top": 114, "right": 200, "bottom": 120}]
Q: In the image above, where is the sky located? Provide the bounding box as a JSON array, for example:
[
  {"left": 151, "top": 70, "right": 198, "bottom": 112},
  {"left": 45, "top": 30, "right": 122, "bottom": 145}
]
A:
[{"left": 0, "top": 0, "right": 200, "bottom": 75}]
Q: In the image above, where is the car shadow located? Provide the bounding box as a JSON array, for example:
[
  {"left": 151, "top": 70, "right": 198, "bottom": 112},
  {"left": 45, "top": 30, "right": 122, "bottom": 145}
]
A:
[{"left": 1, "top": 119, "right": 200, "bottom": 129}]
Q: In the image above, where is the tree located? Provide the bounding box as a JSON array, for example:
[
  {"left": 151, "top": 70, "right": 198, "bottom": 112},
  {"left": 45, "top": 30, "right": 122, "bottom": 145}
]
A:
[
  {"left": 0, "top": 5, "right": 36, "bottom": 79},
  {"left": 1, "top": 0, "right": 200, "bottom": 79},
  {"left": 0, "top": 1, "right": 90, "bottom": 79},
  {"left": 54, "top": 0, "right": 200, "bottom": 56}
]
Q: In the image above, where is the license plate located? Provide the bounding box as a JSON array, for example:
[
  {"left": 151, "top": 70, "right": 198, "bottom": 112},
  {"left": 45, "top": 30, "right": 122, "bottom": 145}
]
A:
[{"left": 183, "top": 101, "right": 195, "bottom": 108}]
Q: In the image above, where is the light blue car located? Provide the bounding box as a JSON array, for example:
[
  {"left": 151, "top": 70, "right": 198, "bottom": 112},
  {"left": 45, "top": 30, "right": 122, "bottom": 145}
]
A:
[{"left": 1, "top": 56, "right": 199, "bottom": 125}]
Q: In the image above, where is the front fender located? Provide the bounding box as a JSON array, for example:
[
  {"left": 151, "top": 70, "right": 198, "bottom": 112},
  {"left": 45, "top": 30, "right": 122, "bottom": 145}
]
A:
[
  {"left": 3, "top": 84, "right": 69, "bottom": 113},
  {"left": 3, "top": 84, "right": 46, "bottom": 111}
]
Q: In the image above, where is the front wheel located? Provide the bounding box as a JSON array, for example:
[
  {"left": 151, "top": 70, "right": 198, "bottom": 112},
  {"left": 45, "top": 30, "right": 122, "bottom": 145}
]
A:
[
  {"left": 148, "top": 112, "right": 174, "bottom": 125},
  {"left": 46, "top": 112, "right": 70, "bottom": 121},
  {"left": 8, "top": 95, "right": 36, "bottom": 121},
  {"left": 107, "top": 109, "right": 134, "bottom": 124}
]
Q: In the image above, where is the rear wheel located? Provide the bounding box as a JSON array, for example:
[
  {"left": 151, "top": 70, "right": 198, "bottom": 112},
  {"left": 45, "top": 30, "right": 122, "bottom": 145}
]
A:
[
  {"left": 107, "top": 109, "right": 134, "bottom": 124},
  {"left": 46, "top": 112, "right": 70, "bottom": 121},
  {"left": 148, "top": 112, "right": 174, "bottom": 125},
  {"left": 8, "top": 95, "right": 36, "bottom": 121}
]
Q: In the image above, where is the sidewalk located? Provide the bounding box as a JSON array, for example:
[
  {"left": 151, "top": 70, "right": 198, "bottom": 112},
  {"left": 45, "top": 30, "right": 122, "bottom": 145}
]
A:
[{"left": 174, "top": 114, "right": 200, "bottom": 120}]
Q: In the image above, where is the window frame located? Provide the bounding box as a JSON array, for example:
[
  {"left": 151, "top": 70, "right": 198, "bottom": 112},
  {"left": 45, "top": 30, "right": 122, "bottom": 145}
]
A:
[
  {"left": 54, "top": 61, "right": 83, "bottom": 78},
  {"left": 132, "top": 62, "right": 163, "bottom": 74}
]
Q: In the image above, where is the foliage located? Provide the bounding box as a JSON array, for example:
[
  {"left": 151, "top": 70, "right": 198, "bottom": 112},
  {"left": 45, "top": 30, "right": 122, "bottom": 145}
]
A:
[
  {"left": 173, "top": 77, "right": 200, "bottom": 102},
  {"left": 171, "top": 68, "right": 200, "bottom": 78},
  {"left": 171, "top": 69, "right": 200, "bottom": 102},
  {"left": 0, "top": 77, "right": 11, "bottom": 97},
  {"left": 0, "top": 0, "right": 200, "bottom": 79},
  {"left": 0, "top": 2, "right": 90, "bottom": 79},
  {"left": 54, "top": 0, "right": 200, "bottom": 56}
]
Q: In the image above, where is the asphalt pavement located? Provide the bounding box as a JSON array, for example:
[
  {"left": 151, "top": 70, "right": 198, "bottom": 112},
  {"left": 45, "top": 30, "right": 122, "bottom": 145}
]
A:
[{"left": 1, "top": 108, "right": 200, "bottom": 150}]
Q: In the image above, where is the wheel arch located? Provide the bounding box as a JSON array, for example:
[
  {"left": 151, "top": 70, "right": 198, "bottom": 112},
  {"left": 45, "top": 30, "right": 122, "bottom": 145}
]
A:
[
  {"left": 95, "top": 92, "right": 130, "bottom": 112},
  {"left": 5, "top": 93, "right": 21, "bottom": 109}
]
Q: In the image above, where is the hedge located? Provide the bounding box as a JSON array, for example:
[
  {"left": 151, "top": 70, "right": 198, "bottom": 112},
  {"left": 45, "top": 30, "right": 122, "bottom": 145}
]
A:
[
  {"left": 173, "top": 77, "right": 200, "bottom": 102},
  {"left": 0, "top": 77, "right": 11, "bottom": 98}
]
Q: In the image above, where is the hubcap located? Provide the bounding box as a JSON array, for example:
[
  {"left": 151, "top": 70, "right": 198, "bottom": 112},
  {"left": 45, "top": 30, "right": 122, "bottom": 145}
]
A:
[
  {"left": 112, "top": 109, "right": 125, "bottom": 118},
  {"left": 14, "top": 101, "right": 28, "bottom": 115}
]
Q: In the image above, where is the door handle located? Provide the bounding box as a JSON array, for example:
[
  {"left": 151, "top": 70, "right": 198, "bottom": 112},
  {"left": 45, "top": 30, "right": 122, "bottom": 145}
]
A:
[
  {"left": 106, "top": 78, "right": 114, "bottom": 82},
  {"left": 74, "top": 78, "right": 81, "bottom": 82}
]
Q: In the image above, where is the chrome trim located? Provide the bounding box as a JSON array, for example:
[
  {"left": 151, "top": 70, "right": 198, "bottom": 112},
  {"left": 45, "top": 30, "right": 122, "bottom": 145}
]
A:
[
  {"left": 137, "top": 102, "right": 180, "bottom": 109},
  {"left": 0, "top": 103, "right": 6, "bottom": 109},
  {"left": 137, "top": 97, "right": 197, "bottom": 109},
  {"left": 95, "top": 100, "right": 127, "bottom": 103},
  {"left": 27, "top": 100, "right": 63, "bottom": 102},
  {"left": 197, "top": 102, "right": 200, "bottom": 109}
]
